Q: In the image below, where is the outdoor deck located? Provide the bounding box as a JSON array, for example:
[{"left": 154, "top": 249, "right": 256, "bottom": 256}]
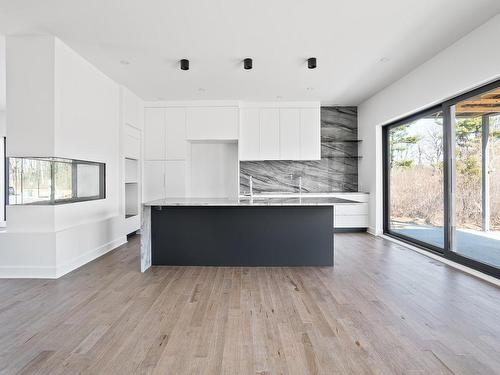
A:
[{"left": 393, "top": 223, "right": 500, "bottom": 268}]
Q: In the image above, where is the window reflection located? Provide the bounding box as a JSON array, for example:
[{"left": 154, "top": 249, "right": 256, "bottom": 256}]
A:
[{"left": 8, "top": 157, "right": 105, "bottom": 205}]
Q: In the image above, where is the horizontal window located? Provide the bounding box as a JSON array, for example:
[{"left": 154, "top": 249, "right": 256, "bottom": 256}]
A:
[{"left": 8, "top": 157, "right": 105, "bottom": 205}]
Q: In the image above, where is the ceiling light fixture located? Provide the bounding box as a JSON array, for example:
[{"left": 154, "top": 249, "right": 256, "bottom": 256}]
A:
[
  {"left": 307, "top": 57, "right": 317, "bottom": 69},
  {"left": 180, "top": 59, "right": 189, "bottom": 70},
  {"left": 244, "top": 58, "right": 253, "bottom": 70}
]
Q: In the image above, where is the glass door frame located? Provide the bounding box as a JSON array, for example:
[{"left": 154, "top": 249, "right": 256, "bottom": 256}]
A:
[
  {"left": 382, "top": 105, "right": 445, "bottom": 255},
  {"left": 383, "top": 78, "right": 500, "bottom": 279}
]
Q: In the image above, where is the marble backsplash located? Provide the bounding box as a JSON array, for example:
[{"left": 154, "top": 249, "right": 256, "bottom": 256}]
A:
[{"left": 240, "top": 107, "right": 358, "bottom": 194}]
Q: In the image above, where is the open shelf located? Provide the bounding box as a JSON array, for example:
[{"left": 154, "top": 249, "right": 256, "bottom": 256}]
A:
[
  {"left": 323, "top": 139, "right": 362, "bottom": 143},
  {"left": 125, "top": 158, "right": 139, "bottom": 183},
  {"left": 125, "top": 161, "right": 139, "bottom": 219},
  {"left": 324, "top": 155, "right": 362, "bottom": 159}
]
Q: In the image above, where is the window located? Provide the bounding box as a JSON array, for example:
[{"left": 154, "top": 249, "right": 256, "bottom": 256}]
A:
[
  {"left": 8, "top": 157, "right": 105, "bottom": 205},
  {"left": 383, "top": 79, "right": 500, "bottom": 278}
]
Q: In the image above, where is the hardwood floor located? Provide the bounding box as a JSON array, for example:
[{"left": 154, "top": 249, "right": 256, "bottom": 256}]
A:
[{"left": 1, "top": 233, "right": 500, "bottom": 374}]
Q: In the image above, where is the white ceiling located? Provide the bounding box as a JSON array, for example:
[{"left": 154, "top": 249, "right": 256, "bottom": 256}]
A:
[{"left": 0, "top": 0, "right": 499, "bottom": 105}]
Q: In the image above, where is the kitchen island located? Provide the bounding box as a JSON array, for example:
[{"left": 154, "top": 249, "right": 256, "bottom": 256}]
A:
[{"left": 140, "top": 196, "right": 356, "bottom": 271}]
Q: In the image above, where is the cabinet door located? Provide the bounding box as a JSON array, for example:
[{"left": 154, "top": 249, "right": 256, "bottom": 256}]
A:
[
  {"left": 186, "top": 108, "right": 238, "bottom": 140},
  {"left": 165, "top": 161, "right": 186, "bottom": 197},
  {"left": 300, "top": 108, "right": 321, "bottom": 160},
  {"left": 279, "top": 109, "right": 300, "bottom": 160},
  {"left": 260, "top": 109, "right": 280, "bottom": 160},
  {"left": 144, "top": 108, "right": 166, "bottom": 160},
  {"left": 165, "top": 108, "right": 186, "bottom": 160},
  {"left": 239, "top": 108, "right": 260, "bottom": 160},
  {"left": 143, "top": 160, "right": 165, "bottom": 202}
]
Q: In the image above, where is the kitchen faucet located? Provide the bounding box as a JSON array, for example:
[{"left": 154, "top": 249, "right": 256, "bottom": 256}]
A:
[{"left": 249, "top": 175, "right": 253, "bottom": 200}]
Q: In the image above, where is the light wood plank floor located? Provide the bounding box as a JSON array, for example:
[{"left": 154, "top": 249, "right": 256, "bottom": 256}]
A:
[{"left": 1, "top": 233, "right": 500, "bottom": 374}]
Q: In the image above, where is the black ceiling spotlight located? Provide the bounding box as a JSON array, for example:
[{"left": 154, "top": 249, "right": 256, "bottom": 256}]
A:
[
  {"left": 307, "top": 57, "right": 317, "bottom": 69},
  {"left": 180, "top": 59, "right": 189, "bottom": 71},
  {"left": 243, "top": 58, "right": 253, "bottom": 70}
]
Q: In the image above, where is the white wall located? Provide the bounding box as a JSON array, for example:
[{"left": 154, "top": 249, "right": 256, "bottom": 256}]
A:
[
  {"left": 0, "top": 36, "right": 143, "bottom": 278},
  {"left": 6, "top": 36, "right": 55, "bottom": 156},
  {"left": 0, "top": 36, "right": 5, "bottom": 223},
  {"left": 0, "top": 131, "right": 5, "bottom": 223},
  {"left": 0, "top": 35, "right": 5, "bottom": 112},
  {"left": 358, "top": 13, "right": 500, "bottom": 234},
  {"left": 188, "top": 141, "right": 238, "bottom": 198},
  {"left": 53, "top": 38, "right": 120, "bottom": 230}
]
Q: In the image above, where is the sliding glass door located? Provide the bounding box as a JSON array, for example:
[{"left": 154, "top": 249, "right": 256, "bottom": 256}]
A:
[
  {"left": 451, "top": 87, "right": 500, "bottom": 268},
  {"left": 383, "top": 79, "right": 500, "bottom": 278},
  {"left": 385, "top": 108, "right": 445, "bottom": 251}
]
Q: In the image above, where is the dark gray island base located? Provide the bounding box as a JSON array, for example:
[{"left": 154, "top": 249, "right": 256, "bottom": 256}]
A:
[
  {"left": 151, "top": 205, "right": 334, "bottom": 267},
  {"left": 140, "top": 197, "right": 358, "bottom": 270}
]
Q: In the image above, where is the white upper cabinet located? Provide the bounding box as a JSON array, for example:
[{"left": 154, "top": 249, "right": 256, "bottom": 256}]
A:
[
  {"left": 238, "top": 104, "right": 320, "bottom": 161},
  {"left": 165, "top": 108, "right": 186, "bottom": 160},
  {"left": 144, "top": 108, "right": 166, "bottom": 160},
  {"left": 186, "top": 107, "right": 238, "bottom": 140},
  {"left": 260, "top": 109, "right": 280, "bottom": 160},
  {"left": 239, "top": 108, "right": 260, "bottom": 160},
  {"left": 279, "top": 108, "right": 301, "bottom": 160},
  {"left": 299, "top": 108, "right": 321, "bottom": 160},
  {"left": 144, "top": 107, "right": 186, "bottom": 160}
]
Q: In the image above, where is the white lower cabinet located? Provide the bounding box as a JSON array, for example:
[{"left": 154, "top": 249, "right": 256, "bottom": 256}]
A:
[
  {"left": 331, "top": 193, "right": 369, "bottom": 229},
  {"left": 334, "top": 214, "right": 369, "bottom": 228}
]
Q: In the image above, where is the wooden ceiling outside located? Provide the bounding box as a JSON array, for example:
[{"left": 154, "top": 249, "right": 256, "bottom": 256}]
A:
[{"left": 456, "top": 88, "right": 500, "bottom": 116}]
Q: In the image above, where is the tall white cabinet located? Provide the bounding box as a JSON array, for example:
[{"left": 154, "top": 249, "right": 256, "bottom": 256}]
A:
[
  {"left": 143, "top": 107, "right": 187, "bottom": 202},
  {"left": 239, "top": 103, "right": 320, "bottom": 161}
]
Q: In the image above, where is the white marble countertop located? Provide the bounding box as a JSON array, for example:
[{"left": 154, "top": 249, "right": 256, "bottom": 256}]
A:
[{"left": 143, "top": 196, "right": 358, "bottom": 206}]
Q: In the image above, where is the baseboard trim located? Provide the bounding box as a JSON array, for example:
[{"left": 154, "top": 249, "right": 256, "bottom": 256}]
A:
[
  {"left": 56, "top": 236, "right": 127, "bottom": 278},
  {"left": 0, "top": 236, "right": 128, "bottom": 279},
  {"left": 333, "top": 227, "right": 367, "bottom": 233},
  {"left": 379, "top": 234, "right": 500, "bottom": 287},
  {"left": 0, "top": 265, "right": 57, "bottom": 279}
]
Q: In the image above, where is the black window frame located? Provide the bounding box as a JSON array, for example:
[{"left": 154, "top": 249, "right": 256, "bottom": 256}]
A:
[
  {"left": 6, "top": 156, "right": 106, "bottom": 206},
  {"left": 382, "top": 78, "right": 500, "bottom": 279}
]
